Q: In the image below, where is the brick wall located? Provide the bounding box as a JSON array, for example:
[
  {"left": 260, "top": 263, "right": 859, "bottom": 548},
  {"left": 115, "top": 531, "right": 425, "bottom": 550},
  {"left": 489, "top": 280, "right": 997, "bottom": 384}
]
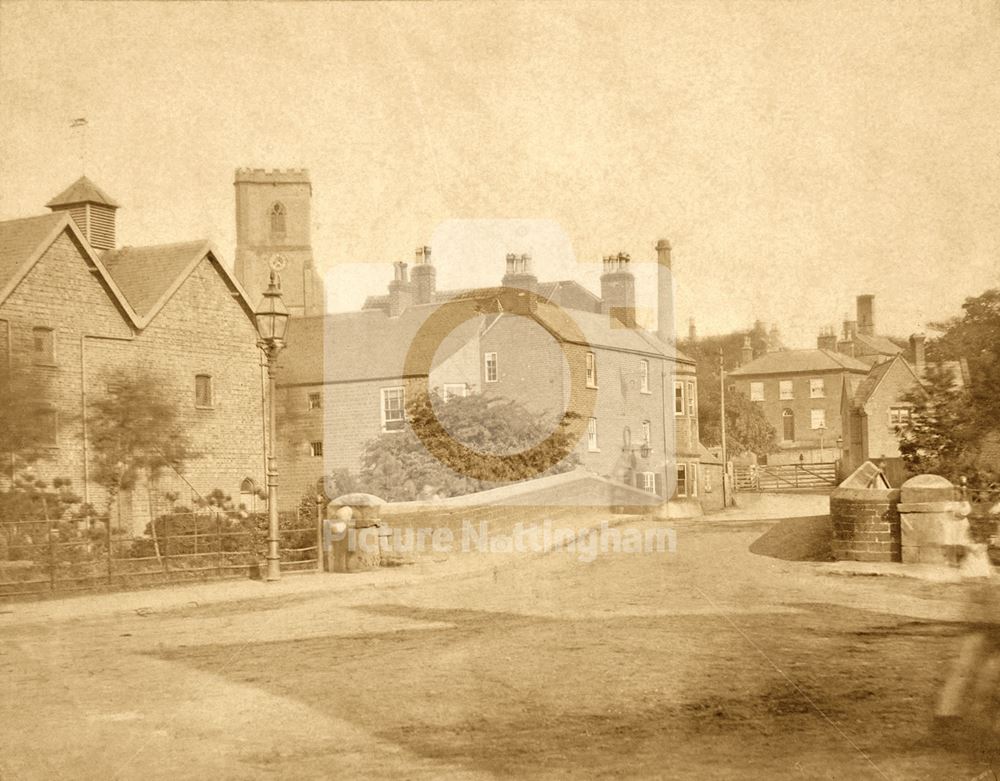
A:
[
  {"left": 830, "top": 487, "right": 902, "bottom": 562},
  {"left": 0, "top": 229, "right": 135, "bottom": 493}
]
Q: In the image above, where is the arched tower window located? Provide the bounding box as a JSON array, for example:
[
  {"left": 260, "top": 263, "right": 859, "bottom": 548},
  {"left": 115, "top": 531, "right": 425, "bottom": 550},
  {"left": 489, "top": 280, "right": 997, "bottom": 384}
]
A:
[
  {"left": 782, "top": 408, "right": 795, "bottom": 442},
  {"left": 270, "top": 202, "right": 286, "bottom": 237}
]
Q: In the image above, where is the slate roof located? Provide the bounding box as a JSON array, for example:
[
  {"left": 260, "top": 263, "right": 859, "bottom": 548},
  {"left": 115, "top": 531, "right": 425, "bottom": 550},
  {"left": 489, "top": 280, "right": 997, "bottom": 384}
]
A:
[
  {"left": 728, "top": 348, "right": 871, "bottom": 377},
  {"left": 853, "top": 332, "right": 904, "bottom": 357},
  {"left": 278, "top": 305, "right": 482, "bottom": 386},
  {"left": 45, "top": 176, "right": 120, "bottom": 208},
  {"left": 362, "top": 280, "right": 602, "bottom": 312},
  {"left": 532, "top": 302, "right": 693, "bottom": 362},
  {"left": 102, "top": 241, "right": 209, "bottom": 319},
  {"left": 0, "top": 213, "right": 67, "bottom": 296},
  {"left": 852, "top": 356, "right": 905, "bottom": 408}
]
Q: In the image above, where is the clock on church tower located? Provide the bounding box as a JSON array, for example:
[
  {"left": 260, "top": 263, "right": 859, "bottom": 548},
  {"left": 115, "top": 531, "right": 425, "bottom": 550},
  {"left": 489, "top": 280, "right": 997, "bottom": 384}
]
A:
[{"left": 232, "top": 168, "right": 325, "bottom": 318}]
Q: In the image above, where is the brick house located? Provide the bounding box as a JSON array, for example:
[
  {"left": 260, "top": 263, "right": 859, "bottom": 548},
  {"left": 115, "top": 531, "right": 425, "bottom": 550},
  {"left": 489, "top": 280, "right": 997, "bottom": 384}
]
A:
[
  {"left": 728, "top": 348, "right": 871, "bottom": 465},
  {"left": 839, "top": 354, "right": 924, "bottom": 483},
  {"left": 0, "top": 177, "right": 266, "bottom": 527},
  {"left": 266, "top": 243, "right": 703, "bottom": 510}
]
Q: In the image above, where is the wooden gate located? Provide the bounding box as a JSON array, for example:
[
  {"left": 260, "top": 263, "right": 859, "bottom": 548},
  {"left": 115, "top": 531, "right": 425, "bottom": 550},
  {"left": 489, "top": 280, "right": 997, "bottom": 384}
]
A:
[{"left": 735, "top": 462, "right": 837, "bottom": 492}]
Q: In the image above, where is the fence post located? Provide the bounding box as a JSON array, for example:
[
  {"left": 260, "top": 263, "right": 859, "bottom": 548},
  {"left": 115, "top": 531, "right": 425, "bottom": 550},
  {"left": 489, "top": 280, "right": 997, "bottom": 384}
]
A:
[
  {"left": 49, "top": 523, "right": 56, "bottom": 592},
  {"left": 107, "top": 519, "right": 113, "bottom": 586},
  {"left": 316, "top": 494, "right": 324, "bottom": 573},
  {"left": 217, "top": 514, "right": 223, "bottom": 579}
]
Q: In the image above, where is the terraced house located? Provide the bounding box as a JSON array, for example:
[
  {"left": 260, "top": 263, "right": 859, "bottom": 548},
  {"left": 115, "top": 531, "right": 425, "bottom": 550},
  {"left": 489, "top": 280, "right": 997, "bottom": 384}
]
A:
[
  {"left": 237, "top": 221, "right": 705, "bottom": 509},
  {"left": 0, "top": 177, "right": 266, "bottom": 528}
]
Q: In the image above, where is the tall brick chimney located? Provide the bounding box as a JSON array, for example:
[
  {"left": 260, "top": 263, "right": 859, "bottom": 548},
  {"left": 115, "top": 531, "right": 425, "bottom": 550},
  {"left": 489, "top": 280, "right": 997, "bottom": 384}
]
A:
[
  {"left": 688, "top": 318, "right": 697, "bottom": 342},
  {"left": 741, "top": 335, "right": 753, "bottom": 365},
  {"left": 501, "top": 252, "right": 538, "bottom": 294},
  {"left": 600, "top": 252, "right": 636, "bottom": 328},
  {"left": 411, "top": 246, "right": 436, "bottom": 305},
  {"left": 909, "top": 333, "right": 926, "bottom": 375},
  {"left": 388, "top": 261, "right": 412, "bottom": 317},
  {"left": 857, "top": 294, "right": 875, "bottom": 336},
  {"left": 655, "top": 238, "right": 672, "bottom": 344}
]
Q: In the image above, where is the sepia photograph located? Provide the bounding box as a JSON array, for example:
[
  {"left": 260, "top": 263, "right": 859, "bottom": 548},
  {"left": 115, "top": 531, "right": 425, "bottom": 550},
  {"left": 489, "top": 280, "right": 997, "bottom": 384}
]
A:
[{"left": 1, "top": 1, "right": 999, "bottom": 778}]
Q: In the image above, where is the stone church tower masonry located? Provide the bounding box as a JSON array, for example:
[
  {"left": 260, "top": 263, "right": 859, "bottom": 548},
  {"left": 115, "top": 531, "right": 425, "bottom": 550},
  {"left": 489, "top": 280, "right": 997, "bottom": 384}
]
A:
[{"left": 233, "top": 168, "right": 325, "bottom": 317}]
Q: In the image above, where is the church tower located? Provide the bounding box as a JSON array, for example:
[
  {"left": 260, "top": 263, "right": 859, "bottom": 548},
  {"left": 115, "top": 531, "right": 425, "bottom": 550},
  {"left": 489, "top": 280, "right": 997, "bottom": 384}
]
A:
[{"left": 233, "top": 168, "right": 325, "bottom": 317}]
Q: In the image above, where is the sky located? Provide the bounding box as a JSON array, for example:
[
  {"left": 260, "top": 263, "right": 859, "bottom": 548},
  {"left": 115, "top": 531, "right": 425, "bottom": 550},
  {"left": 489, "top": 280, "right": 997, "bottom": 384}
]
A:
[{"left": 1, "top": 1, "right": 998, "bottom": 347}]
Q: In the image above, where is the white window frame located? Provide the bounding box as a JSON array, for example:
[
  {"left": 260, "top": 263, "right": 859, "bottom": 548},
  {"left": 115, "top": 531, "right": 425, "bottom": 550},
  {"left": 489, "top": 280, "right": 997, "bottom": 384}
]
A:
[
  {"left": 195, "top": 374, "right": 213, "bottom": 409},
  {"left": 779, "top": 380, "right": 794, "bottom": 400},
  {"left": 587, "top": 417, "right": 599, "bottom": 452},
  {"left": 686, "top": 381, "right": 696, "bottom": 417},
  {"left": 688, "top": 463, "right": 698, "bottom": 497},
  {"left": 381, "top": 386, "right": 406, "bottom": 432},
  {"left": 641, "top": 420, "right": 651, "bottom": 446},
  {"left": 810, "top": 409, "right": 826, "bottom": 430},
  {"left": 674, "top": 381, "right": 684, "bottom": 416},
  {"left": 750, "top": 382, "right": 764, "bottom": 402},
  {"left": 675, "top": 463, "right": 688, "bottom": 497},
  {"left": 642, "top": 472, "right": 656, "bottom": 493},
  {"left": 484, "top": 352, "right": 498, "bottom": 383},
  {"left": 585, "top": 352, "right": 598, "bottom": 388},
  {"left": 309, "top": 441, "right": 323, "bottom": 457},
  {"left": 809, "top": 378, "right": 825, "bottom": 399},
  {"left": 639, "top": 360, "right": 650, "bottom": 393},
  {"left": 308, "top": 392, "right": 322, "bottom": 410},
  {"left": 442, "top": 383, "right": 467, "bottom": 402},
  {"left": 889, "top": 406, "right": 911, "bottom": 426}
]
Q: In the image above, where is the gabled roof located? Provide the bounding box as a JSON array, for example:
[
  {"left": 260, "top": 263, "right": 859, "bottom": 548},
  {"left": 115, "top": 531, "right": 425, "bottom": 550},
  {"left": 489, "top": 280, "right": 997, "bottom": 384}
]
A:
[
  {"left": 278, "top": 304, "right": 482, "bottom": 386},
  {"left": 45, "top": 176, "right": 120, "bottom": 208},
  {"left": 852, "top": 354, "right": 921, "bottom": 409},
  {"left": 101, "top": 240, "right": 257, "bottom": 327},
  {"left": 853, "top": 332, "right": 904, "bottom": 357},
  {"left": 0, "top": 213, "right": 68, "bottom": 297},
  {"left": 728, "top": 348, "right": 871, "bottom": 377},
  {"left": 0, "top": 212, "right": 140, "bottom": 325}
]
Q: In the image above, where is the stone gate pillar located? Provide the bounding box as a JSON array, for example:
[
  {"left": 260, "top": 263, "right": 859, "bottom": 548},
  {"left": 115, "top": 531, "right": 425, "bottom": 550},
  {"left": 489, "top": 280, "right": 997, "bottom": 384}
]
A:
[{"left": 898, "top": 475, "right": 963, "bottom": 565}]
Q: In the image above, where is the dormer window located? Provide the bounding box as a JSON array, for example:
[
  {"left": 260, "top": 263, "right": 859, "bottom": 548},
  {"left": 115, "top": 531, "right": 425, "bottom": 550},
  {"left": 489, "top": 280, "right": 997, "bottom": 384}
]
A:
[{"left": 270, "top": 202, "right": 286, "bottom": 237}]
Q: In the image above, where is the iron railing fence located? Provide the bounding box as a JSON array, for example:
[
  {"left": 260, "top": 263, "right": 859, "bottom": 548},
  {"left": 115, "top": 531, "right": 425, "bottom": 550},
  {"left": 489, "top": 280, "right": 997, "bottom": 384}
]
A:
[{"left": 0, "top": 507, "right": 321, "bottom": 600}]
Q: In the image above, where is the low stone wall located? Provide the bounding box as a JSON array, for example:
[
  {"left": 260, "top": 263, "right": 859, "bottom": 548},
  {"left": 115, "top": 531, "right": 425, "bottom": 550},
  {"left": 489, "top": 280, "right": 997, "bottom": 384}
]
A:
[{"left": 830, "top": 487, "right": 902, "bottom": 562}]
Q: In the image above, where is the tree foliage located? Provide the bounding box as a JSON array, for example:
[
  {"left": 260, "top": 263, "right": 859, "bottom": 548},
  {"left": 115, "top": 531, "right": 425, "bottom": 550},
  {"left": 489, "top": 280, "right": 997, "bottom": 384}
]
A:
[
  {"left": 357, "top": 391, "right": 580, "bottom": 501},
  {"left": 88, "top": 369, "right": 199, "bottom": 496},
  {"left": 679, "top": 329, "right": 779, "bottom": 457},
  {"left": 898, "top": 288, "right": 1000, "bottom": 483},
  {"left": 0, "top": 352, "right": 59, "bottom": 471}
]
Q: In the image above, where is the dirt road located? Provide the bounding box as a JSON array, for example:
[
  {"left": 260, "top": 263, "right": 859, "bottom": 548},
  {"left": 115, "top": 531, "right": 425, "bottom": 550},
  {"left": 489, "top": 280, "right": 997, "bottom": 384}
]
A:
[{"left": 2, "top": 498, "right": 997, "bottom": 779}]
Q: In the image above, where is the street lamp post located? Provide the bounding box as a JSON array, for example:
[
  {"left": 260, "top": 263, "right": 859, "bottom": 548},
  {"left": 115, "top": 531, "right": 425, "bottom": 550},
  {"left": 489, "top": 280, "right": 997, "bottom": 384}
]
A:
[
  {"left": 818, "top": 423, "right": 827, "bottom": 462},
  {"left": 254, "top": 272, "right": 290, "bottom": 583}
]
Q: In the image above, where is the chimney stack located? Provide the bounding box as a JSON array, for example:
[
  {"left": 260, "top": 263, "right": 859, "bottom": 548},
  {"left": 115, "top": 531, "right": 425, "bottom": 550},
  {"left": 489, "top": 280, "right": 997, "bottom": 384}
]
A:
[
  {"left": 411, "top": 245, "right": 436, "bottom": 304},
  {"left": 909, "top": 333, "right": 926, "bottom": 375},
  {"left": 388, "top": 261, "right": 412, "bottom": 317},
  {"left": 688, "top": 318, "right": 697, "bottom": 342},
  {"left": 655, "top": 238, "right": 673, "bottom": 344},
  {"left": 600, "top": 251, "right": 636, "bottom": 328},
  {"left": 740, "top": 335, "right": 753, "bottom": 366},
  {"left": 501, "top": 252, "right": 538, "bottom": 295},
  {"left": 817, "top": 326, "right": 837, "bottom": 351},
  {"left": 857, "top": 294, "right": 875, "bottom": 336}
]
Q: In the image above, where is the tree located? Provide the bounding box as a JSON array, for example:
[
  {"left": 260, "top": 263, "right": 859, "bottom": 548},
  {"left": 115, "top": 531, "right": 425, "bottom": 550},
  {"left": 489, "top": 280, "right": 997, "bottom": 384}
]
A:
[
  {"left": 88, "top": 370, "right": 198, "bottom": 545},
  {"left": 0, "top": 352, "right": 59, "bottom": 476},
  {"left": 899, "top": 287, "right": 1000, "bottom": 482},
  {"left": 357, "top": 391, "right": 580, "bottom": 501},
  {"left": 678, "top": 331, "right": 778, "bottom": 457}
]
